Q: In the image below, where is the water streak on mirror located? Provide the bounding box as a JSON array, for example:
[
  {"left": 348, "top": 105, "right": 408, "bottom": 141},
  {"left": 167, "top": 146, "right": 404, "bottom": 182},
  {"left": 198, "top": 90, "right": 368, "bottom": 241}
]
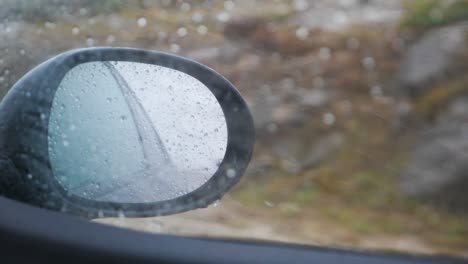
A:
[{"left": 48, "top": 61, "right": 228, "bottom": 203}]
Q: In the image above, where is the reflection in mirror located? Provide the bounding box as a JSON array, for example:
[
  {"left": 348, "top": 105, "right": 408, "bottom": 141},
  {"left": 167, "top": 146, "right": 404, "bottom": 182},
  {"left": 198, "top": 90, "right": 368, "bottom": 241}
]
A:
[{"left": 48, "top": 61, "right": 227, "bottom": 203}]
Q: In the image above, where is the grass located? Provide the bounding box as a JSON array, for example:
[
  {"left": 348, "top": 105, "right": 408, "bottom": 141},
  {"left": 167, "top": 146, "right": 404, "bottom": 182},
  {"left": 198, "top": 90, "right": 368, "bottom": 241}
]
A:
[
  {"left": 233, "top": 96, "right": 467, "bottom": 251},
  {"left": 234, "top": 175, "right": 468, "bottom": 250}
]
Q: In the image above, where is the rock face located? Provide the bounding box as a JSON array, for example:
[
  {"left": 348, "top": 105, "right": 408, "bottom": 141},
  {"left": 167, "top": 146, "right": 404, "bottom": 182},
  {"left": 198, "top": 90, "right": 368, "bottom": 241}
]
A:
[
  {"left": 399, "top": 23, "right": 468, "bottom": 97},
  {"left": 398, "top": 24, "right": 468, "bottom": 211},
  {"left": 400, "top": 97, "right": 468, "bottom": 210}
]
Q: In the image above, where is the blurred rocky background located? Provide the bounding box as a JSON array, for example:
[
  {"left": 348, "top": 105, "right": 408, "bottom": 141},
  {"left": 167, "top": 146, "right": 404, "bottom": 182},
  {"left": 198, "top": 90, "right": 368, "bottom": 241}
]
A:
[{"left": 0, "top": 0, "right": 467, "bottom": 257}]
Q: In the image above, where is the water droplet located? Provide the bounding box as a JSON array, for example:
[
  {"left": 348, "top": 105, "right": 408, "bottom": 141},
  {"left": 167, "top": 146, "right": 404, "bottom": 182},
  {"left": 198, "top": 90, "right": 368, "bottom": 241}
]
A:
[
  {"left": 197, "top": 25, "right": 208, "bottom": 35},
  {"left": 106, "top": 35, "right": 116, "bottom": 44},
  {"left": 293, "top": 0, "right": 309, "bottom": 11},
  {"left": 170, "top": 43, "right": 180, "bottom": 53},
  {"left": 44, "top": 21, "right": 56, "bottom": 29},
  {"left": 322, "top": 112, "right": 335, "bottom": 126},
  {"left": 266, "top": 123, "right": 278, "bottom": 133},
  {"left": 86, "top": 38, "right": 94, "bottom": 47},
  {"left": 217, "top": 12, "right": 230, "bottom": 23},
  {"left": 318, "top": 47, "right": 331, "bottom": 61},
  {"left": 226, "top": 168, "right": 236, "bottom": 178},
  {"left": 63, "top": 140, "right": 69, "bottom": 147},
  {"left": 370, "top": 85, "right": 383, "bottom": 98},
  {"left": 137, "top": 17, "right": 147, "bottom": 27},
  {"left": 362, "top": 56, "right": 375, "bottom": 71},
  {"left": 224, "top": 1, "right": 235, "bottom": 10},
  {"left": 212, "top": 199, "right": 221, "bottom": 207},
  {"left": 192, "top": 12, "right": 203, "bottom": 23},
  {"left": 295, "top": 26, "right": 308, "bottom": 40},
  {"left": 118, "top": 211, "right": 125, "bottom": 219},
  {"left": 79, "top": 8, "right": 88, "bottom": 16},
  {"left": 72, "top": 26, "right": 80, "bottom": 35},
  {"left": 177, "top": 27, "right": 187, "bottom": 37},
  {"left": 158, "top": 31, "right": 167, "bottom": 40},
  {"left": 180, "top": 2, "right": 191, "bottom": 12}
]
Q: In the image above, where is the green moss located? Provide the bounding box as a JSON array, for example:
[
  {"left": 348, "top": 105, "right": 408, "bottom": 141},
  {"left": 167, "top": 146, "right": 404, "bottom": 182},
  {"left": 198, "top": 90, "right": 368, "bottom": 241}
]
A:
[
  {"left": 402, "top": 0, "right": 468, "bottom": 28},
  {"left": 380, "top": 219, "right": 407, "bottom": 233},
  {"left": 294, "top": 190, "right": 317, "bottom": 205},
  {"left": 233, "top": 184, "right": 270, "bottom": 206},
  {"left": 352, "top": 220, "right": 374, "bottom": 234},
  {"left": 415, "top": 80, "right": 468, "bottom": 120},
  {"left": 445, "top": 222, "right": 467, "bottom": 242},
  {"left": 354, "top": 171, "right": 378, "bottom": 191}
]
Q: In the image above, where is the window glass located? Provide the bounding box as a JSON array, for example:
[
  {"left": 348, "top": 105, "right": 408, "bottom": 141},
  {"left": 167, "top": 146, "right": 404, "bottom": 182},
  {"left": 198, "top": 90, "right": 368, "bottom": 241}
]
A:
[{"left": 1, "top": 0, "right": 467, "bottom": 257}]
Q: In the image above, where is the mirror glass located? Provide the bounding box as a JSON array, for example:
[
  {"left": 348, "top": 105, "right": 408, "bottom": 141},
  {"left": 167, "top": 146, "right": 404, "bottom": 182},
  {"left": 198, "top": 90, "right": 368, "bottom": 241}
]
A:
[{"left": 47, "top": 61, "right": 228, "bottom": 203}]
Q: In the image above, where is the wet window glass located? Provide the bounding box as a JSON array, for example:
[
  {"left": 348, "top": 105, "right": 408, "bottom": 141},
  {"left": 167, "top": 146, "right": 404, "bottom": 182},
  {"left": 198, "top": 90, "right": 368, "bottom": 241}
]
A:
[{"left": 1, "top": 0, "right": 467, "bottom": 257}]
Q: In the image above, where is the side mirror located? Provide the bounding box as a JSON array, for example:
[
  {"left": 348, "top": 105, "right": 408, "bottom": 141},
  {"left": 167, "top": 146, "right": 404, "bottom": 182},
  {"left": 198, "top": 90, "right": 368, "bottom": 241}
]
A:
[{"left": 0, "top": 48, "right": 254, "bottom": 218}]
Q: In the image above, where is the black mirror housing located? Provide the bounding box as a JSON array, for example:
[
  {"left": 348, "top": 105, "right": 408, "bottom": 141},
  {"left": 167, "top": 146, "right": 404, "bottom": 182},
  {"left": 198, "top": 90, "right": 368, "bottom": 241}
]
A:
[{"left": 0, "top": 48, "right": 255, "bottom": 218}]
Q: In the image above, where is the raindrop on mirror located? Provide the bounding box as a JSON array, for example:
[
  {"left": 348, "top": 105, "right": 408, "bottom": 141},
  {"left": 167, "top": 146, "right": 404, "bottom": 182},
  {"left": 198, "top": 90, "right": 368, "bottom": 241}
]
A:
[{"left": 48, "top": 61, "right": 228, "bottom": 203}]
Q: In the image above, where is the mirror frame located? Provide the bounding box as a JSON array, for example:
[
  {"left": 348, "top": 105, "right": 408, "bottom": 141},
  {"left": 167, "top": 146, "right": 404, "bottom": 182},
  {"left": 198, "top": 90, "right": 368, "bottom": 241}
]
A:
[{"left": 0, "top": 48, "right": 255, "bottom": 218}]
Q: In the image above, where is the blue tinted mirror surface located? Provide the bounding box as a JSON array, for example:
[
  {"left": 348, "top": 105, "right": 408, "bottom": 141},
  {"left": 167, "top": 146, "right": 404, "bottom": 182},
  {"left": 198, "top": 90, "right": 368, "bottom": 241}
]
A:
[{"left": 48, "top": 61, "right": 227, "bottom": 203}]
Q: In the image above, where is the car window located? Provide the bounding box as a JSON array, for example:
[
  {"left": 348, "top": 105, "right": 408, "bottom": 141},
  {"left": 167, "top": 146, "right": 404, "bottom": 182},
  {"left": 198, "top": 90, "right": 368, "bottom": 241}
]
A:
[{"left": 1, "top": 0, "right": 467, "bottom": 258}]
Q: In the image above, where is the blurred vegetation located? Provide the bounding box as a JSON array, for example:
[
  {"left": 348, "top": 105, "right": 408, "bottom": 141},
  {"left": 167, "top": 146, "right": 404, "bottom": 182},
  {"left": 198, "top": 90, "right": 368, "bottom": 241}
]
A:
[
  {"left": 3, "top": 0, "right": 129, "bottom": 22},
  {"left": 402, "top": 0, "right": 468, "bottom": 28}
]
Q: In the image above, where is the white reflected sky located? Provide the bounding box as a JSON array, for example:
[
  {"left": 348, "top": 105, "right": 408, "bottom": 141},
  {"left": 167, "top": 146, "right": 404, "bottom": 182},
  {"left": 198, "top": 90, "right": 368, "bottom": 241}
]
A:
[
  {"left": 48, "top": 61, "right": 227, "bottom": 203},
  {"left": 112, "top": 61, "right": 227, "bottom": 172}
]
